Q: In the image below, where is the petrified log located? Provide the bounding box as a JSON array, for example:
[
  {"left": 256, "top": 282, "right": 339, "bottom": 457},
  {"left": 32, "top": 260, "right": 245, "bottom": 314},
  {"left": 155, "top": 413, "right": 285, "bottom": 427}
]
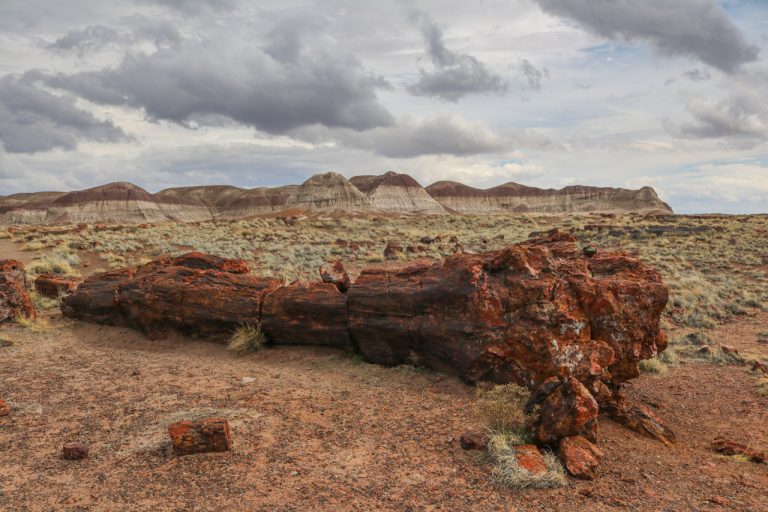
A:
[
  {"left": 62, "top": 253, "right": 281, "bottom": 339},
  {"left": 347, "top": 230, "right": 668, "bottom": 389},
  {"left": 261, "top": 282, "right": 353, "bottom": 349},
  {"left": 168, "top": 418, "right": 232, "bottom": 455},
  {"left": 711, "top": 437, "right": 765, "bottom": 463},
  {"left": 0, "top": 259, "right": 35, "bottom": 323},
  {"left": 34, "top": 273, "right": 78, "bottom": 298}
]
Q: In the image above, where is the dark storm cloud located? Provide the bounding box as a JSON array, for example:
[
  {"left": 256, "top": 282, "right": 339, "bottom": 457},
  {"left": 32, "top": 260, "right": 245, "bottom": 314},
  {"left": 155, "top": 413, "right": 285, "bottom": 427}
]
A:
[
  {"left": 533, "top": 0, "right": 759, "bottom": 73},
  {"left": 45, "top": 27, "right": 394, "bottom": 134},
  {"left": 519, "top": 59, "right": 549, "bottom": 90},
  {"left": 0, "top": 74, "right": 126, "bottom": 153},
  {"left": 48, "top": 19, "right": 181, "bottom": 54},
  {"left": 406, "top": 11, "right": 507, "bottom": 102}
]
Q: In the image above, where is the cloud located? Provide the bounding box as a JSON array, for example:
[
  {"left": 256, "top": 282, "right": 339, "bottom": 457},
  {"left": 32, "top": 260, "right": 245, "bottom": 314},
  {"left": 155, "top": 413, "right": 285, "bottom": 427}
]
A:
[
  {"left": 406, "top": 11, "right": 507, "bottom": 102},
  {"left": 519, "top": 59, "right": 549, "bottom": 90},
  {"left": 48, "top": 20, "right": 182, "bottom": 55},
  {"left": 294, "top": 114, "right": 549, "bottom": 158},
  {"left": 0, "top": 74, "right": 126, "bottom": 153},
  {"left": 682, "top": 68, "right": 711, "bottom": 82},
  {"left": 533, "top": 0, "right": 759, "bottom": 73},
  {"left": 44, "top": 26, "right": 394, "bottom": 134},
  {"left": 666, "top": 87, "right": 768, "bottom": 145},
  {"left": 136, "top": 0, "right": 236, "bottom": 15}
]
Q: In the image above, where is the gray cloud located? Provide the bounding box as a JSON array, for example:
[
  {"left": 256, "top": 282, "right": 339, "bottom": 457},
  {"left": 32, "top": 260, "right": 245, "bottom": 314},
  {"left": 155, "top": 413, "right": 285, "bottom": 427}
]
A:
[
  {"left": 44, "top": 26, "right": 394, "bottom": 134},
  {"left": 519, "top": 59, "right": 549, "bottom": 90},
  {"left": 294, "top": 114, "right": 549, "bottom": 158},
  {"left": 136, "top": 0, "right": 236, "bottom": 15},
  {"left": 0, "top": 74, "right": 126, "bottom": 153},
  {"left": 666, "top": 88, "right": 768, "bottom": 145},
  {"left": 683, "top": 68, "right": 711, "bottom": 82},
  {"left": 48, "top": 19, "right": 182, "bottom": 55},
  {"left": 533, "top": 0, "right": 759, "bottom": 73},
  {"left": 406, "top": 11, "right": 507, "bottom": 102}
]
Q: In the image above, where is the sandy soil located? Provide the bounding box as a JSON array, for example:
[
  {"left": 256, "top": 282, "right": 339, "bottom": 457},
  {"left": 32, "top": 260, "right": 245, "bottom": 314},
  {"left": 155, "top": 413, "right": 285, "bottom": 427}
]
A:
[{"left": 1, "top": 307, "right": 767, "bottom": 511}]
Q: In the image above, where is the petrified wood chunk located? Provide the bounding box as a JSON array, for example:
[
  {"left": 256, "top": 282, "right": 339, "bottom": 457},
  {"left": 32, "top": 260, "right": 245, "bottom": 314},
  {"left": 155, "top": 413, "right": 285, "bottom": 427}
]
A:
[
  {"left": 0, "top": 259, "right": 35, "bottom": 323},
  {"left": 34, "top": 273, "right": 78, "bottom": 298},
  {"left": 348, "top": 230, "right": 668, "bottom": 389},
  {"left": 168, "top": 418, "right": 232, "bottom": 455},
  {"left": 261, "top": 281, "right": 352, "bottom": 349},
  {"left": 62, "top": 253, "right": 281, "bottom": 339}
]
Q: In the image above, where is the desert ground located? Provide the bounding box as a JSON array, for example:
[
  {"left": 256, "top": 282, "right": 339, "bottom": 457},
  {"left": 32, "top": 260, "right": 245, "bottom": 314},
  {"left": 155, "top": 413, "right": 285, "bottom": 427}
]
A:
[{"left": 1, "top": 212, "right": 767, "bottom": 511}]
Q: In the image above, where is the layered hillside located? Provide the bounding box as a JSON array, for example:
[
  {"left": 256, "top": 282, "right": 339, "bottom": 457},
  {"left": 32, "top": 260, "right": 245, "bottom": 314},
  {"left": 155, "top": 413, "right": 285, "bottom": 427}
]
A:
[
  {"left": 156, "top": 185, "right": 297, "bottom": 218},
  {"left": 350, "top": 172, "right": 446, "bottom": 214},
  {"left": 425, "top": 181, "right": 672, "bottom": 214},
  {"left": 0, "top": 173, "right": 672, "bottom": 224},
  {"left": 287, "top": 172, "right": 372, "bottom": 211},
  {"left": 0, "top": 183, "right": 211, "bottom": 224}
]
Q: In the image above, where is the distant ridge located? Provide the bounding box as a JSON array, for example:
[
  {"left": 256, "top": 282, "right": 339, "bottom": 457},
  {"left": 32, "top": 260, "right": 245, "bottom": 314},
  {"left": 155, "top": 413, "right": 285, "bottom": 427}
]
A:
[{"left": 0, "top": 172, "right": 672, "bottom": 224}]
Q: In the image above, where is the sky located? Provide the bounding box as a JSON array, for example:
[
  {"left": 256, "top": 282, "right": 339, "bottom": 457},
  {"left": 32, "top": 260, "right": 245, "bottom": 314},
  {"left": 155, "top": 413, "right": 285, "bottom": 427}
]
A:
[{"left": 0, "top": 0, "right": 766, "bottom": 213}]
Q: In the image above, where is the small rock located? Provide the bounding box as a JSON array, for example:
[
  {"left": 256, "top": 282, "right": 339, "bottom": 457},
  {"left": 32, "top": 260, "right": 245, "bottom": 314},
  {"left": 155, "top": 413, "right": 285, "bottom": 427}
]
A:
[
  {"left": 720, "top": 345, "right": 738, "bottom": 355},
  {"left": 712, "top": 436, "right": 765, "bottom": 463},
  {"left": 558, "top": 435, "right": 604, "bottom": 480},
  {"left": 62, "top": 442, "right": 89, "bottom": 460},
  {"left": 319, "top": 260, "right": 350, "bottom": 292},
  {"left": 0, "top": 399, "right": 10, "bottom": 417},
  {"left": 750, "top": 361, "right": 767, "bottom": 374},
  {"left": 241, "top": 376, "right": 256, "bottom": 385},
  {"left": 168, "top": 417, "right": 232, "bottom": 456},
  {"left": 514, "top": 444, "right": 548, "bottom": 475},
  {"left": 459, "top": 430, "right": 489, "bottom": 450},
  {"left": 582, "top": 246, "right": 598, "bottom": 258},
  {"left": 709, "top": 496, "right": 730, "bottom": 506}
]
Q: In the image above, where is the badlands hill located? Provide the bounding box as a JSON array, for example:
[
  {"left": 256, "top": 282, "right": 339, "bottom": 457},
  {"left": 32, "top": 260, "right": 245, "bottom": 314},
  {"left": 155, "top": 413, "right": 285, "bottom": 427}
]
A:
[
  {"left": 425, "top": 181, "right": 672, "bottom": 214},
  {"left": 0, "top": 172, "right": 672, "bottom": 224}
]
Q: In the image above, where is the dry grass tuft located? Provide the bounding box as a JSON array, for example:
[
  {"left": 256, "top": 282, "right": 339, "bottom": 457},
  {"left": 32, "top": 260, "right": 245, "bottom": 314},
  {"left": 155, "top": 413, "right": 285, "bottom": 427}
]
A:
[
  {"left": 639, "top": 357, "right": 668, "bottom": 374},
  {"left": 0, "top": 336, "right": 16, "bottom": 347},
  {"left": 487, "top": 431, "right": 567, "bottom": 489},
  {"left": 756, "top": 378, "right": 768, "bottom": 397},
  {"left": 476, "top": 383, "right": 533, "bottom": 434},
  {"left": 228, "top": 323, "right": 267, "bottom": 355}
]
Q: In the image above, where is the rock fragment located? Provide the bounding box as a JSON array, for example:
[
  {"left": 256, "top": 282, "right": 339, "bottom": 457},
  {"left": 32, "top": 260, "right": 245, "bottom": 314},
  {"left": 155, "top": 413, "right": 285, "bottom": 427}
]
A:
[
  {"left": 34, "top": 274, "right": 78, "bottom": 298},
  {"left": 62, "top": 442, "right": 89, "bottom": 460},
  {"left": 0, "top": 260, "right": 35, "bottom": 323},
  {"left": 558, "top": 435, "right": 604, "bottom": 480},
  {"left": 168, "top": 418, "right": 232, "bottom": 456},
  {"left": 459, "top": 430, "right": 489, "bottom": 450},
  {"left": 0, "top": 399, "right": 10, "bottom": 417}
]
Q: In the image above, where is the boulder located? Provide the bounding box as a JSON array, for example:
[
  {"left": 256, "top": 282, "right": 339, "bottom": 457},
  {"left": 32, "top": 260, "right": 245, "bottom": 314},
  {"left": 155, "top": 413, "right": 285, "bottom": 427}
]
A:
[
  {"left": 558, "top": 435, "right": 604, "bottom": 480},
  {"left": 0, "top": 259, "right": 35, "bottom": 323},
  {"left": 168, "top": 418, "right": 232, "bottom": 455},
  {"left": 529, "top": 377, "right": 599, "bottom": 446},
  {"left": 62, "top": 253, "right": 281, "bottom": 339},
  {"left": 34, "top": 273, "right": 79, "bottom": 298},
  {"left": 261, "top": 281, "right": 353, "bottom": 350},
  {"left": 514, "top": 444, "right": 548, "bottom": 474}
]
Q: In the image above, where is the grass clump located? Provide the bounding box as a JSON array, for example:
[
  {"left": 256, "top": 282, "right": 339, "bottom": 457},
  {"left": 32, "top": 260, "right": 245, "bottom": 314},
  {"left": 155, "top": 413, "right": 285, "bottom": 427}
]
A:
[
  {"left": 0, "top": 336, "right": 16, "bottom": 347},
  {"left": 228, "top": 323, "right": 267, "bottom": 355},
  {"left": 487, "top": 431, "right": 567, "bottom": 490},
  {"left": 639, "top": 357, "right": 668, "bottom": 374},
  {"left": 756, "top": 378, "right": 768, "bottom": 397},
  {"left": 30, "top": 290, "right": 62, "bottom": 310},
  {"left": 476, "top": 383, "right": 567, "bottom": 489},
  {"left": 476, "top": 383, "right": 533, "bottom": 434}
]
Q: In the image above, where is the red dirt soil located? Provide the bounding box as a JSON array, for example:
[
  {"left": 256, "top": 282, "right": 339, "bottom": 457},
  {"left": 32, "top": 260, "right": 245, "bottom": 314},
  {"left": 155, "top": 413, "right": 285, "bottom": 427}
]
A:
[{"left": 0, "top": 309, "right": 766, "bottom": 511}]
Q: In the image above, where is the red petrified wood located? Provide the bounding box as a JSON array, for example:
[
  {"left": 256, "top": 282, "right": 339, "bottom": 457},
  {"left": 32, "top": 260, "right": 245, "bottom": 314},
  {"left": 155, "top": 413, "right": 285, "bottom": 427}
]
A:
[
  {"left": 34, "top": 273, "right": 79, "bottom": 298},
  {"left": 0, "top": 259, "right": 35, "bottom": 323},
  {"left": 168, "top": 418, "right": 232, "bottom": 456},
  {"left": 0, "top": 399, "right": 11, "bottom": 417},
  {"left": 62, "top": 442, "right": 89, "bottom": 460},
  {"left": 514, "top": 444, "right": 548, "bottom": 474},
  {"left": 558, "top": 435, "right": 604, "bottom": 480}
]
